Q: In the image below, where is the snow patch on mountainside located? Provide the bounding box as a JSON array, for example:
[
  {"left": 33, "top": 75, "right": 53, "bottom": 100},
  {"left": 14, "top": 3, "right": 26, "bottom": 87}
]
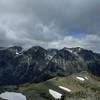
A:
[
  {"left": 0, "top": 92, "right": 26, "bottom": 100},
  {"left": 49, "top": 89, "right": 62, "bottom": 99},
  {"left": 16, "top": 51, "right": 23, "bottom": 55},
  {"left": 16, "top": 51, "right": 19, "bottom": 55},
  {"left": 59, "top": 86, "right": 71, "bottom": 92},
  {"left": 76, "top": 77, "right": 85, "bottom": 81},
  {"left": 67, "top": 49, "right": 73, "bottom": 53},
  {"left": 64, "top": 48, "right": 73, "bottom": 53},
  {"left": 85, "top": 77, "right": 89, "bottom": 80}
]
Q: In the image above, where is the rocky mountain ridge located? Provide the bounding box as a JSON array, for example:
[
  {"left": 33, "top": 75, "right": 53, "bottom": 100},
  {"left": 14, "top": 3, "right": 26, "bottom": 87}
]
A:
[{"left": 0, "top": 46, "right": 100, "bottom": 85}]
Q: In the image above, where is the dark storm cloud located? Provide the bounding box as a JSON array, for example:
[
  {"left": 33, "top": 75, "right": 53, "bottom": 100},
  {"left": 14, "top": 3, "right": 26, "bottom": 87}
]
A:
[{"left": 0, "top": 0, "right": 100, "bottom": 52}]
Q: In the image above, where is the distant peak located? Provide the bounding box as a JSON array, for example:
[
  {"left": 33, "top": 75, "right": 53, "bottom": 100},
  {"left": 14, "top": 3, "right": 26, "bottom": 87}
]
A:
[
  {"left": 30, "top": 46, "right": 45, "bottom": 50},
  {"left": 7, "top": 46, "right": 23, "bottom": 53}
]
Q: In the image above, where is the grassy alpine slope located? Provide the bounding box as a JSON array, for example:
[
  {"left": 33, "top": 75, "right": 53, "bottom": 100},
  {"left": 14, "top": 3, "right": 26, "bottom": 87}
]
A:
[{"left": 0, "top": 71, "right": 100, "bottom": 100}]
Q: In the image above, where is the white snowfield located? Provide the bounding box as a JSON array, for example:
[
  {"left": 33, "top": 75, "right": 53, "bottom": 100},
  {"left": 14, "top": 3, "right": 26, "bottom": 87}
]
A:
[
  {"left": 59, "top": 86, "right": 71, "bottom": 92},
  {"left": 76, "top": 77, "right": 85, "bottom": 81},
  {"left": 0, "top": 92, "right": 26, "bottom": 100},
  {"left": 49, "top": 89, "right": 62, "bottom": 99}
]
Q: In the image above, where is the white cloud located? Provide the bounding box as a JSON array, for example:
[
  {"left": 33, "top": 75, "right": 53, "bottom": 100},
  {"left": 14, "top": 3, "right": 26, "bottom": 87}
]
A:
[
  {"left": 47, "top": 34, "right": 100, "bottom": 52},
  {"left": 0, "top": 0, "right": 100, "bottom": 52}
]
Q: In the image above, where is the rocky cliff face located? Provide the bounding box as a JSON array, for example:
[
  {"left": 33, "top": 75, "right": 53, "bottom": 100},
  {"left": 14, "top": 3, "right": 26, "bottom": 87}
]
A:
[{"left": 0, "top": 46, "right": 100, "bottom": 85}]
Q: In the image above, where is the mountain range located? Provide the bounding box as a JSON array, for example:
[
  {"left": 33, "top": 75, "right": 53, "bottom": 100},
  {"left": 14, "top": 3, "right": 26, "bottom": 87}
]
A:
[{"left": 0, "top": 46, "right": 100, "bottom": 85}]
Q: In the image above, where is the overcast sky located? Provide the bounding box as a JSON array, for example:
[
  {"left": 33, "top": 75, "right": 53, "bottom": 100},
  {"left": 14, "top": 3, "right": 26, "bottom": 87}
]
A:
[{"left": 0, "top": 0, "right": 100, "bottom": 52}]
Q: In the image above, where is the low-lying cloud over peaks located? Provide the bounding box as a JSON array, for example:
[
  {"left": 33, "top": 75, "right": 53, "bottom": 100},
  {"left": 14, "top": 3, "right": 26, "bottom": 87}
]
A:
[{"left": 0, "top": 0, "right": 100, "bottom": 52}]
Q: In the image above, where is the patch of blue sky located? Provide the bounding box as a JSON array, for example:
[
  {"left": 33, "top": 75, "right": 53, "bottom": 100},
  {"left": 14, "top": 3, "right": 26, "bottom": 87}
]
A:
[{"left": 67, "top": 28, "right": 87, "bottom": 38}]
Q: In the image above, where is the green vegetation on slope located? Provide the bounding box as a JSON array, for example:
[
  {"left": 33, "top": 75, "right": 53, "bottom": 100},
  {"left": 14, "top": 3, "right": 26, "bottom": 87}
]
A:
[{"left": 0, "top": 71, "right": 100, "bottom": 100}]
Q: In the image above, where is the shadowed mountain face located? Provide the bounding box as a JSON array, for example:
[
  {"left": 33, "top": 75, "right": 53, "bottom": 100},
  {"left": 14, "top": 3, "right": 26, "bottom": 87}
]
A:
[{"left": 0, "top": 46, "right": 100, "bottom": 85}]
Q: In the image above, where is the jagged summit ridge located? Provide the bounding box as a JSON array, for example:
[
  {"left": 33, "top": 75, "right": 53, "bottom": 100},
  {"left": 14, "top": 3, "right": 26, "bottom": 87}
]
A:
[{"left": 0, "top": 46, "right": 100, "bottom": 85}]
